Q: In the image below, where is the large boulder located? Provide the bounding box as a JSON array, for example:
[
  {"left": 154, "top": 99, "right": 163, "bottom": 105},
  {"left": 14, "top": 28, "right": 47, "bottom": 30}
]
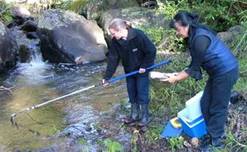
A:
[
  {"left": 83, "top": 0, "right": 139, "bottom": 20},
  {"left": 37, "top": 9, "right": 107, "bottom": 64},
  {"left": 217, "top": 25, "right": 246, "bottom": 45},
  {"left": 0, "top": 22, "right": 18, "bottom": 72},
  {"left": 100, "top": 7, "right": 168, "bottom": 35},
  {"left": 11, "top": 6, "right": 31, "bottom": 19},
  {"left": 9, "top": 6, "right": 32, "bottom": 27},
  {"left": 83, "top": 0, "right": 158, "bottom": 20}
]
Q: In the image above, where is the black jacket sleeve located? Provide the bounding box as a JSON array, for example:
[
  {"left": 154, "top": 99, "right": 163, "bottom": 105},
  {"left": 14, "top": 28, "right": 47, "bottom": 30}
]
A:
[
  {"left": 103, "top": 42, "right": 120, "bottom": 80},
  {"left": 185, "top": 35, "right": 210, "bottom": 80},
  {"left": 139, "top": 32, "right": 156, "bottom": 69}
]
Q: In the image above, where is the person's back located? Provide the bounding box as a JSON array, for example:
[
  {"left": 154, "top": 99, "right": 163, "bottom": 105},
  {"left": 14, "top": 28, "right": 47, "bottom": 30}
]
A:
[{"left": 190, "top": 27, "right": 238, "bottom": 76}]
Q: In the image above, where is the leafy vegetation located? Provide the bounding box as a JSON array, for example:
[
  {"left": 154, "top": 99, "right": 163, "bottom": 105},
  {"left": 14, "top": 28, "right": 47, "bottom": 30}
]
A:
[
  {"left": 157, "top": 0, "right": 247, "bottom": 32},
  {"left": 0, "top": 1, "right": 13, "bottom": 24},
  {"left": 56, "top": 0, "right": 88, "bottom": 14},
  {"left": 167, "top": 137, "right": 184, "bottom": 152},
  {"left": 136, "top": 1, "right": 247, "bottom": 151},
  {"left": 139, "top": 27, "right": 165, "bottom": 45},
  {"left": 0, "top": 0, "right": 246, "bottom": 151},
  {"left": 103, "top": 138, "right": 124, "bottom": 152},
  {"left": 140, "top": 0, "right": 246, "bottom": 54}
]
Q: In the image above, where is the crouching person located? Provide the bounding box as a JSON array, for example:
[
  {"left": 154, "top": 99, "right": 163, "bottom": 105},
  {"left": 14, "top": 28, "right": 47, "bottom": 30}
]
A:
[{"left": 102, "top": 18, "right": 156, "bottom": 127}]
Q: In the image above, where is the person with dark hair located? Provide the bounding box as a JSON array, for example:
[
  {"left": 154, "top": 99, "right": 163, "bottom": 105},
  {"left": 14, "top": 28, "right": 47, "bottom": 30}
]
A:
[
  {"left": 102, "top": 18, "right": 156, "bottom": 127},
  {"left": 162, "top": 11, "right": 239, "bottom": 151}
]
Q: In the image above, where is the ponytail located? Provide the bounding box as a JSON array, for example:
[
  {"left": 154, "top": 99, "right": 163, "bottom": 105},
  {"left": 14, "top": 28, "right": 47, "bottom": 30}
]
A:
[
  {"left": 187, "top": 12, "right": 199, "bottom": 25},
  {"left": 169, "top": 11, "right": 199, "bottom": 28}
]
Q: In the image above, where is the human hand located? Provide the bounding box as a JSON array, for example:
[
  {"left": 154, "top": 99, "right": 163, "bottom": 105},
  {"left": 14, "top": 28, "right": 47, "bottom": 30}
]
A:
[
  {"left": 160, "top": 73, "right": 178, "bottom": 84},
  {"left": 139, "top": 68, "right": 146, "bottom": 73}
]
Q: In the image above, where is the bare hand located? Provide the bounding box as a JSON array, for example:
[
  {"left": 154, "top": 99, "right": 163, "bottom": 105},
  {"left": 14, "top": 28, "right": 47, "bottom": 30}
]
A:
[
  {"left": 160, "top": 77, "right": 177, "bottom": 84},
  {"left": 160, "top": 73, "right": 178, "bottom": 84},
  {"left": 139, "top": 68, "right": 146, "bottom": 73}
]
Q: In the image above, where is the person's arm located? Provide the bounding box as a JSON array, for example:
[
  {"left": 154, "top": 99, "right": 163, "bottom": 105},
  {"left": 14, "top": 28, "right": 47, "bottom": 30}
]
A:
[
  {"left": 184, "top": 35, "right": 210, "bottom": 80},
  {"left": 103, "top": 42, "right": 120, "bottom": 80},
  {"left": 139, "top": 31, "right": 157, "bottom": 70},
  {"left": 162, "top": 35, "right": 210, "bottom": 84},
  {"left": 161, "top": 71, "right": 189, "bottom": 84}
]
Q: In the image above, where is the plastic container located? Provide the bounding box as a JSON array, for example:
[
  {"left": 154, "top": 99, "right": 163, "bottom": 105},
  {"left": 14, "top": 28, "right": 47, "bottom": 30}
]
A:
[
  {"left": 185, "top": 91, "right": 204, "bottom": 121},
  {"left": 178, "top": 108, "right": 207, "bottom": 138}
]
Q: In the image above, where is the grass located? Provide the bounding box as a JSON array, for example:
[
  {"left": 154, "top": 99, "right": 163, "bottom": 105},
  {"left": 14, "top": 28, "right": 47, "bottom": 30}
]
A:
[
  {"left": 0, "top": 1, "right": 13, "bottom": 25},
  {"left": 103, "top": 138, "right": 124, "bottom": 152},
  {"left": 167, "top": 137, "right": 184, "bottom": 152},
  {"left": 150, "top": 53, "right": 206, "bottom": 116},
  {"left": 139, "top": 23, "right": 247, "bottom": 151},
  {"left": 65, "top": 0, "right": 88, "bottom": 13}
]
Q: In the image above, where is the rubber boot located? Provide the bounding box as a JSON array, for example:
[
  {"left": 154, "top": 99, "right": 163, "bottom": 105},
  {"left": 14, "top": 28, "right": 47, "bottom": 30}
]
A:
[
  {"left": 123, "top": 103, "right": 140, "bottom": 124},
  {"left": 137, "top": 104, "right": 151, "bottom": 127},
  {"left": 211, "top": 137, "right": 225, "bottom": 149},
  {"left": 199, "top": 134, "right": 211, "bottom": 152}
]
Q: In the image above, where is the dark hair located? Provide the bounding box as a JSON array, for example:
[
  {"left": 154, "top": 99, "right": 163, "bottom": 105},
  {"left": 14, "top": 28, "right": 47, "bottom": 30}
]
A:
[
  {"left": 169, "top": 11, "right": 199, "bottom": 28},
  {"left": 170, "top": 11, "right": 216, "bottom": 35}
]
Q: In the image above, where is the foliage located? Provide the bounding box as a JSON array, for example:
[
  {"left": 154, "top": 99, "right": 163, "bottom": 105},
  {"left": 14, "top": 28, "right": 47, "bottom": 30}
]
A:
[
  {"left": 192, "top": 1, "right": 247, "bottom": 32},
  {"left": 231, "top": 30, "right": 247, "bottom": 59},
  {"left": 167, "top": 137, "right": 184, "bottom": 151},
  {"left": 103, "top": 138, "right": 123, "bottom": 152},
  {"left": 0, "top": 1, "right": 13, "bottom": 24},
  {"left": 156, "top": 0, "right": 179, "bottom": 19},
  {"left": 163, "top": 30, "right": 186, "bottom": 52},
  {"left": 157, "top": 0, "right": 247, "bottom": 32},
  {"left": 61, "top": 0, "right": 88, "bottom": 14},
  {"left": 228, "top": 30, "right": 247, "bottom": 91},
  {"left": 139, "top": 27, "right": 165, "bottom": 45},
  {"left": 224, "top": 131, "right": 247, "bottom": 152},
  {"left": 143, "top": 125, "right": 163, "bottom": 143},
  {"left": 31, "top": 0, "right": 88, "bottom": 14}
]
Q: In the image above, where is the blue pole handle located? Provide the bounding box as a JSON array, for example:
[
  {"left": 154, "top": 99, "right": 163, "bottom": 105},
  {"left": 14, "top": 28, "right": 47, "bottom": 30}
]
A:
[{"left": 108, "top": 60, "right": 171, "bottom": 84}]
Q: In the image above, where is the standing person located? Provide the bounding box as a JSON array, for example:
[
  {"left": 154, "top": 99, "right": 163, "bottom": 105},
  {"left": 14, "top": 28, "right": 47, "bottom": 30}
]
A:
[
  {"left": 102, "top": 18, "right": 156, "bottom": 127},
  {"left": 162, "top": 11, "right": 239, "bottom": 151}
]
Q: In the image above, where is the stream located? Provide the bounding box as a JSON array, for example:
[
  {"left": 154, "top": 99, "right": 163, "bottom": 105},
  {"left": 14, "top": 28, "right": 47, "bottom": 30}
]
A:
[{"left": 0, "top": 25, "right": 131, "bottom": 152}]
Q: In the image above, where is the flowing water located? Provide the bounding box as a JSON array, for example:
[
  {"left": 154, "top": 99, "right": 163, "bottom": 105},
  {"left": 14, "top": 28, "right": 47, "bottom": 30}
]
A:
[{"left": 0, "top": 27, "right": 129, "bottom": 151}]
